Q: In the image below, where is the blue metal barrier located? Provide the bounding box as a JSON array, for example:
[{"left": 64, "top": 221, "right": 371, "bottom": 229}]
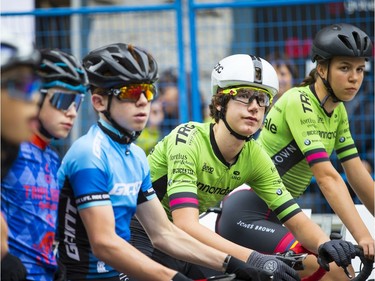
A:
[{"left": 1, "top": 0, "right": 373, "bottom": 213}]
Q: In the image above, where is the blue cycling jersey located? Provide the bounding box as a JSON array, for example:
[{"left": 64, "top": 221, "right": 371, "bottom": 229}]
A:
[
  {"left": 1, "top": 135, "right": 60, "bottom": 281},
  {"left": 57, "top": 119, "right": 156, "bottom": 280}
]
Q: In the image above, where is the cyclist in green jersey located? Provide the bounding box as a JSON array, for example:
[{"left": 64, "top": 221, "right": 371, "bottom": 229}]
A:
[
  {"left": 216, "top": 23, "right": 374, "bottom": 280},
  {"left": 130, "top": 54, "right": 358, "bottom": 280}
]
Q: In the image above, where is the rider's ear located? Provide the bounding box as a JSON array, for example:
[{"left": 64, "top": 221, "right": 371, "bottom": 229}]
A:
[
  {"left": 317, "top": 64, "right": 326, "bottom": 78},
  {"left": 91, "top": 94, "right": 107, "bottom": 112}
]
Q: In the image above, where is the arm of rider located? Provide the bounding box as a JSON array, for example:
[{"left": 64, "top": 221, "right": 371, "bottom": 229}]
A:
[
  {"left": 138, "top": 199, "right": 292, "bottom": 280},
  {"left": 172, "top": 205, "right": 252, "bottom": 262},
  {"left": 283, "top": 212, "right": 329, "bottom": 254},
  {"left": 311, "top": 161, "right": 375, "bottom": 258},
  {"left": 1, "top": 215, "right": 8, "bottom": 260},
  {"left": 170, "top": 205, "right": 300, "bottom": 280},
  {"left": 135, "top": 198, "right": 226, "bottom": 272},
  {"left": 342, "top": 157, "right": 375, "bottom": 215},
  {"left": 79, "top": 205, "right": 179, "bottom": 281},
  {"left": 284, "top": 211, "right": 356, "bottom": 278}
]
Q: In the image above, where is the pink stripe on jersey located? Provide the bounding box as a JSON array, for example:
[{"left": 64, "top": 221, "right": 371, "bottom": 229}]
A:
[
  {"left": 170, "top": 197, "right": 199, "bottom": 208},
  {"left": 306, "top": 151, "right": 328, "bottom": 163}
]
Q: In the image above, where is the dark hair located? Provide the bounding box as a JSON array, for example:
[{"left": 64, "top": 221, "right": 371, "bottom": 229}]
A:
[
  {"left": 209, "top": 90, "right": 231, "bottom": 122},
  {"left": 266, "top": 52, "right": 298, "bottom": 78},
  {"left": 157, "top": 67, "right": 178, "bottom": 95},
  {"left": 299, "top": 59, "right": 329, "bottom": 86}
]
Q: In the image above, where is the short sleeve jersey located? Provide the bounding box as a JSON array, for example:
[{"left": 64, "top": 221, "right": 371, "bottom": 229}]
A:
[
  {"left": 257, "top": 84, "right": 358, "bottom": 197},
  {"left": 148, "top": 122, "right": 300, "bottom": 224},
  {"left": 1, "top": 136, "right": 60, "bottom": 281},
  {"left": 57, "top": 122, "right": 156, "bottom": 280}
]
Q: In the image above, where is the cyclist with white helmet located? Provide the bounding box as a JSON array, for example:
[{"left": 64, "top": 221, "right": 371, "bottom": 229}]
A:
[
  {"left": 1, "top": 48, "right": 89, "bottom": 281},
  {"left": 56, "top": 43, "right": 275, "bottom": 281},
  {"left": 129, "top": 54, "right": 356, "bottom": 280},
  {"left": 216, "top": 23, "right": 374, "bottom": 280}
]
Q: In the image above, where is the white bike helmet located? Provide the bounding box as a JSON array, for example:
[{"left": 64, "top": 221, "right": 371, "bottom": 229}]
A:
[
  {"left": 1, "top": 32, "right": 40, "bottom": 71},
  {"left": 211, "top": 54, "right": 279, "bottom": 101}
]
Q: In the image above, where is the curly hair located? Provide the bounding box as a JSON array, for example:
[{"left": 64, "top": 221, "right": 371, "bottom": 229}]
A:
[{"left": 208, "top": 90, "right": 231, "bottom": 122}]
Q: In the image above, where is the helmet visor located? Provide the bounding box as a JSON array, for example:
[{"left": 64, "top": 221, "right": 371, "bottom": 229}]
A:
[
  {"left": 221, "top": 86, "right": 272, "bottom": 107},
  {"left": 110, "top": 83, "right": 156, "bottom": 102}
]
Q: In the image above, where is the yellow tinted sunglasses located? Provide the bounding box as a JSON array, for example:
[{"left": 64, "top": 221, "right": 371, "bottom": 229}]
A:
[{"left": 220, "top": 86, "right": 272, "bottom": 107}]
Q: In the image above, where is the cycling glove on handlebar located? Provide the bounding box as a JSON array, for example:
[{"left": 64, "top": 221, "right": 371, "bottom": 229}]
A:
[
  {"left": 225, "top": 255, "right": 273, "bottom": 281},
  {"left": 317, "top": 240, "right": 356, "bottom": 271},
  {"left": 247, "top": 251, "right": 301, "bottom": 281}
]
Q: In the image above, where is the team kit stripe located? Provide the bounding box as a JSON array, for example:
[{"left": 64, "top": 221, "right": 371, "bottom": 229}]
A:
[
  {"left": 271, "top": 140, "right": 305, "bottom": 176},
  {"left": 169, "top": 192, "right": 199, "bottom": 209},
  {"left": 305, "top": 148, "right": 329, "bottom": 166}
]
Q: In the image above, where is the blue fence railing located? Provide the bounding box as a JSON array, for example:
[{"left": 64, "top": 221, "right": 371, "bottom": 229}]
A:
[{"left": 1, "top": 0, "right": 374, "bottom": 213}]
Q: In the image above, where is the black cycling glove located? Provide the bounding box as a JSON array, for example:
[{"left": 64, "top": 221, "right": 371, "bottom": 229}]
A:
[
  {"left": 1, "top": 253, "right": 27, "bottom": 281},
  {"left": 171, "top": 272, "right": 194, "bottom": 281},
  {"left": 317, "top": 240, "right": 356, "bottom": 271},
  {"left": 246, "top": 251, "right": 301, "bottom": 281},
  {"left": 225, "top": 255, "right": 273, "bottom": 281}
]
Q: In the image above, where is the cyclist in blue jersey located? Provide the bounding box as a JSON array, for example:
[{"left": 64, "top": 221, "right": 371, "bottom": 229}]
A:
[
  {"left": 1, "top": 32, "right": 41, "bottom": 278},
  {"left": 215, "top": 23, "right": 374, "bottom": 280},
  {"left": 56, "top": 43, "right": 277, "bottom": 281},
  {"left": 1, "top": 32, "right": 41, "bottom": 179},
  {"left": 1, "top": 48, "right": 89, "bottom": 281}
]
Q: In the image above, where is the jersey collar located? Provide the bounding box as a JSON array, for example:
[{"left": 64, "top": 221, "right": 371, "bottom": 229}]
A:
[{"left": 31, "top": 134, "right": 49, "bottom": 150}]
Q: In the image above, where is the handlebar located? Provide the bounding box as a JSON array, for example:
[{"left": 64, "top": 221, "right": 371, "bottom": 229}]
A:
[
  {"left": 199, "top": 245, "right": 373, "bottom": 281},
  {"left": 351, "top": 245, "right": 374, "bottom": 281}
]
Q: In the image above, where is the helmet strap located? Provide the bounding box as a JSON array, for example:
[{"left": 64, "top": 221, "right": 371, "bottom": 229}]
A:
[
  {"left": 219, "top": 110, "right": 252, "bottom": 142},
  {"left": 38, "top": 90, "right": 56, "bottom": 140},
  {"left": 317, "top": 62, "right": 342, "bottom": 107},
  {"left": 100, "top": 95, "right": 141, "bottom": 144}
]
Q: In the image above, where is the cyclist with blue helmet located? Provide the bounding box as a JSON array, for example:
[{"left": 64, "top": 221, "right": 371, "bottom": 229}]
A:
[{"left": 1, "top": 48, "right": 89, "bottom": 281}]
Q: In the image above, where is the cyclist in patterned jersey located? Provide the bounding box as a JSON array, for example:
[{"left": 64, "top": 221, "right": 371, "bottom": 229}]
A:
[
  {"left": 56, "top": 43, "right": 276, "bottom": 281},
  {"left": 215, "top": 23, "right": 374, "bottom": 280},
  {"left": 1, "top": 31, "right": 41, "bottom": 278},
  {"left": 130, "top": 53, "right": 358, "bottom": 280},
  {"left": 1, "top": 48, "right": 89, "bottom": 281}
]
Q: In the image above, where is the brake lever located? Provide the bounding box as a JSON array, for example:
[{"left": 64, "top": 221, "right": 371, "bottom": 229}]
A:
[
  {"left": 274, "top": 251, "right": 308, "bottom": 271},
  {"left": 343, "top": 266, "right": 353, "bottom": 279}
]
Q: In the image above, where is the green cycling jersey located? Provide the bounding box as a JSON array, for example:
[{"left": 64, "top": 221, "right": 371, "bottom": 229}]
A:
[
  {"left": 148, "top": 121, "right": 301, "bottom": 223},
  {"left": 257, "top": 84, "right": 358, "bottom": 198}
]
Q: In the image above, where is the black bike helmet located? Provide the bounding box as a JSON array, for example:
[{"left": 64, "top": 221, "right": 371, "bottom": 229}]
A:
[
  {"left": 1, "top": 32, "right": 40, "bottom": 71},
  {"left": 82, "top": 43, "right": 158, "bottom": 89},
  {"left": 38, "top": 49, "right": 89, "bottom": 93},
  {"left": 311, "top": 23, "right": 372, "bottom": 62}
]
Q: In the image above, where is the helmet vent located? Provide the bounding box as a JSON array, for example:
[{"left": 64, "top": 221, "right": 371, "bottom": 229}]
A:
[
  {"left": 338, "top": 34, "right": 354, "bottom": 51},
  {"left": 249, "top": 55, "right": 263, "bottom": 84},
  {"left": 352, "top": 31, "right": 363, "bottom": 54}
]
